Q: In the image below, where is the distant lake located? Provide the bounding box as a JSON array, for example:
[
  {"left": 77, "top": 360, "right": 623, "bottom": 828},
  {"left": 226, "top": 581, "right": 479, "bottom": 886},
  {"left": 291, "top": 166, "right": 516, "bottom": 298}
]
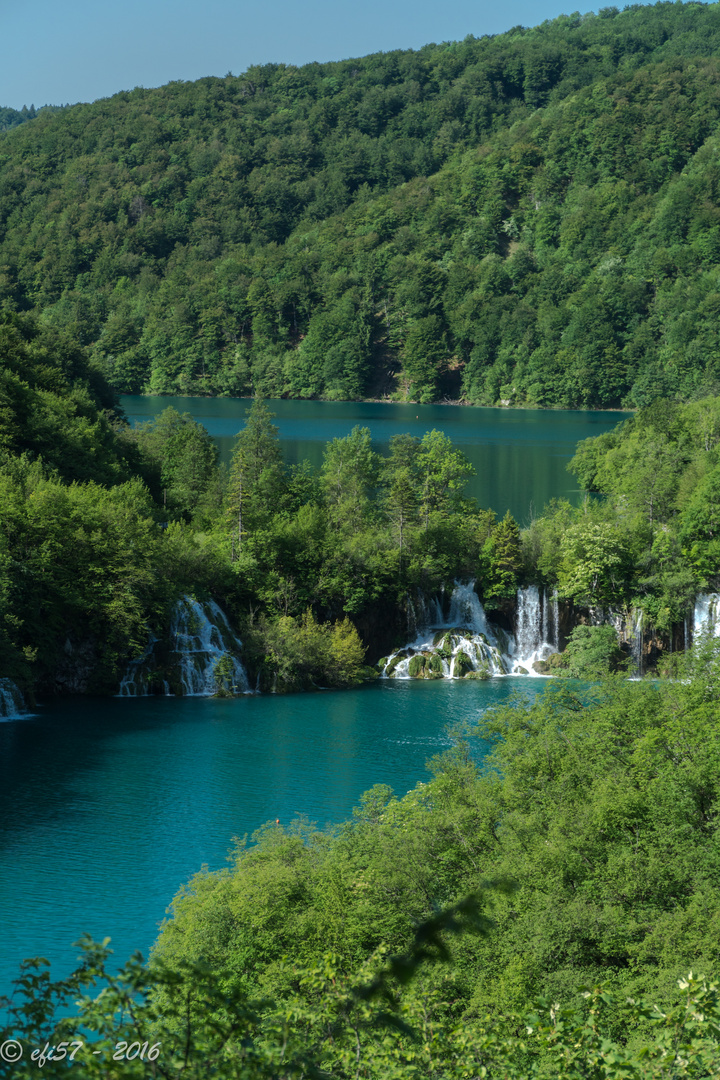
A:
[{"left": 120, "top": 397, "right": 629, "bottom": 522}]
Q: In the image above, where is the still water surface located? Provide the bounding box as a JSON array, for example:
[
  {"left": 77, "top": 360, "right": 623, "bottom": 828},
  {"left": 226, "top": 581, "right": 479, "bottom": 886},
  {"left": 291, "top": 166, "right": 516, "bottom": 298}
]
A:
[
  {"left": 120, "top": 396, "right": 629, "bottom": 522},
  {"left": 0, "top": 679, "right": 544, "bottom": 1001}
]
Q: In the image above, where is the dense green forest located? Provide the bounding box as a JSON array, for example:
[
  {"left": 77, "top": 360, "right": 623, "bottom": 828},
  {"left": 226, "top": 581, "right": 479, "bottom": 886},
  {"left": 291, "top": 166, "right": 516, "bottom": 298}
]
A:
[
  {"left": 0, "top": 312, "right": 521, "bottom": 697},
  {"left": 0, "top": 104, "right": 64, "bottom": 134},
  {"left": 6, "top": 3, "right": 720, "bottom": 406},
  {"left": 3, "top": 300, "right": 720, "bottom": 699}
]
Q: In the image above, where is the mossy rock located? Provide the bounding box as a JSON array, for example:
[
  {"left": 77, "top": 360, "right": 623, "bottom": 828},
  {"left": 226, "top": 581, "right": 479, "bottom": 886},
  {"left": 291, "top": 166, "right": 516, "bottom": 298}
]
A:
[
  {"left": 432, "top": 630, "right": 446, "bottom": 647},
  {"left": 515, "top": 665, "right": 529, "bottom": 675},
  {"left": 545, "top": 651, "right": 566, "bottom": 670},
  {"left": 426, "top": 671, "right": 444, "bottom": 680},
  {"left": 464, "top": 667, "right": 490, "bottom": 681},
  {"left": 376, "top": 656, "right": 389, "bottom": 671},
  {"left": 385, "top": 656, "right": 402, "bottom": 677},
  {"left": 453, "top": 651, "right": 473, "bottom": 678},
  {"left": 428, "top": 653, "right": 444, "bottom": 675},
  {"left": 408, "top": 655, "right": 426, "bottom": 678}
]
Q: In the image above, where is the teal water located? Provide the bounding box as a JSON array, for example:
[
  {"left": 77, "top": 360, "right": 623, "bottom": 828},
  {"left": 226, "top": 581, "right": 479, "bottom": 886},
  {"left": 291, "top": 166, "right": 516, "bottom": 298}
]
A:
[
  {"left": 0, "top": 678, "right": 544, "bottom": 1001},
  {"left": 120, "top": 397, "right": 629, "bottom": 522}
]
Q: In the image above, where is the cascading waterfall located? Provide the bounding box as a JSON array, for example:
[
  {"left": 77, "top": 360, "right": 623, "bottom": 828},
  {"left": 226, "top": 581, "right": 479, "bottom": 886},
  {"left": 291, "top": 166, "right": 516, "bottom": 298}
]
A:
[
  {"left": 510, "top": 586, "right": 560, "bottom": 674},
  {"left": 550, "top": 589, "right": 560, "bottom": 649},
  {"left": 693, "top": 593, "right": 720, "bottom": 639},
  {"left": 381, "top": 580, "right": 508, "bottom": 680},
  {"left": 117, "top": 595, "right": 249, "bottom": 697},
  {"left": 380, "top": 580, "right": 559, "bottom": 681},
  {"left": 117, "top": 637, "right": 157, "bottom": 698},
  {"left": 514, "top": 585, "right": 541, "bottom": 667},
  {"left": 0, "top": 678, "right": 27, "bottom": 720},
  {"left": 631, "top": 608, "right": 644, "bottom": 678},
  {"left": 171, "top": 597, "right": 249, "bottom": 696}
]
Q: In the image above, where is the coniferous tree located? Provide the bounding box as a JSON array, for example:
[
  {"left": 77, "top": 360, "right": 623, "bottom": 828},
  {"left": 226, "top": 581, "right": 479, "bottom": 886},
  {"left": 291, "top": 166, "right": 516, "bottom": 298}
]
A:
[{"left": 227, "top": 397, "right": 284, "bottom": 549}]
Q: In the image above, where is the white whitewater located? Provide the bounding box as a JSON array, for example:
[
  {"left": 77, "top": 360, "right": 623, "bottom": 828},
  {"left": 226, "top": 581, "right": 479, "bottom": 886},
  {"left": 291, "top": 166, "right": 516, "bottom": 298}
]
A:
[
  {"left": 510, "top": 586, "right": 560, "bottom": 674},
  {"left": 0, "top": 678, "right": 27, "bottom": 720},
  {"left": 381, "top": 580, "right": 559, "bottom": 680},
  {"left": 383, "top": 581, "right": 507, "bottom": 680},
  {"left": 693, "top": 593, "right": 720, "bottom": 639},
  {"left": 171, "top": 597, "right": 249, "bottom": 696},
  {"left": 631, "top": 608, "right": 644, "bottom": 678},
  {"left": 118, "top": 595, "right": 249, "bottom": 697}
]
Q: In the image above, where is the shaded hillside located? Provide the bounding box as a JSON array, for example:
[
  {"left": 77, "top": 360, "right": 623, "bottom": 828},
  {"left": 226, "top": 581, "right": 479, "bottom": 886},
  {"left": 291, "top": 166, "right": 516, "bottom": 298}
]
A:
[{"left": 3, "top": 4, "right": 720, "bottom": 405}]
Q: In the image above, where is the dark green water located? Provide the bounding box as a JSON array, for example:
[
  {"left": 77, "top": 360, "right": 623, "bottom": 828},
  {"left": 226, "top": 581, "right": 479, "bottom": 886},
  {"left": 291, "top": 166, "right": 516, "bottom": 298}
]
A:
[
  {"left": 120, "top": 396, "right": 629, "bottom": 522},
  {"left": 0, "top": 679, "right": 543, "bottom": 1001}
]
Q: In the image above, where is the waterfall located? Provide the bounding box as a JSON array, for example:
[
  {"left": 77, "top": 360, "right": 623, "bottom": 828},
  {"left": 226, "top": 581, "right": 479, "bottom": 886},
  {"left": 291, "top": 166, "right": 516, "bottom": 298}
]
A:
[
  {"left": 510, "top": 586, "right": 560, "bottom": 673},
  {"left": 551, "top": 589, "right": 560, "bottom": 649},
  {"left": 117, "top": 637, "right": 157, "bottom": 698},
  {"left": 381, "top": 580, "right": 566, "bottom": 681},
  {"left": 516, "top": 585, "right": 542, "bottom": 661},
  {"left": 693, "top": 593, "right": 720, "bottom": 639},
  {"left": 406, "top": 592, "right": 418, "bottom": 638},
  {"left": 171, "top": 597, "right": 249, "bottom": 696},
  {"left": 117, "top": 595, "right": 249, "bottom": 697},
  {"left": 0, "top": 678, "right": 27, "bottom": 720},
  {"left": 381, "top": 580, "right": 508, "bottom": 680},
  {"left": 631, "top": 608, "right": 643, "bottom": 678},
  {"left": 447, "top": 580, "right": 494, "bottom": 637}
]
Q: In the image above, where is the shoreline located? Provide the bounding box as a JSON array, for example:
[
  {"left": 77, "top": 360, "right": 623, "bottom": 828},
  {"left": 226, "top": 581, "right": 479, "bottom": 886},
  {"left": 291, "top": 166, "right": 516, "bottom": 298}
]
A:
[{"left": 120, "top": 391, "right": 635, "bottom": 416}]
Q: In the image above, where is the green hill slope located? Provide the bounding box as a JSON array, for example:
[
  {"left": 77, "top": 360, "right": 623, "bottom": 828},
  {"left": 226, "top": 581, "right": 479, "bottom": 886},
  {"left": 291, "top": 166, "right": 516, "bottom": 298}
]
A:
[{"left": 4, "top": 2, "right": 720, "bottom": 406}]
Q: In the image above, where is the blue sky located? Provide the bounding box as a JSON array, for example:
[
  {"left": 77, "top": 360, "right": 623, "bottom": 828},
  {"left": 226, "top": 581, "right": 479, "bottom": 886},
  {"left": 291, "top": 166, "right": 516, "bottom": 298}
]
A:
[{"left": 2, "top": 0, "right": 656, "bottom": 110}]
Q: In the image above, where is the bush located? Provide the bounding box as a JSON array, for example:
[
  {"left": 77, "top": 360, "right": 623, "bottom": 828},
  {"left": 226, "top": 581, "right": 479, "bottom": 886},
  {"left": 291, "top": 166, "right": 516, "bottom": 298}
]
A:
[{"left": 555, "top": 623, "right": 627, "bottom": 678}]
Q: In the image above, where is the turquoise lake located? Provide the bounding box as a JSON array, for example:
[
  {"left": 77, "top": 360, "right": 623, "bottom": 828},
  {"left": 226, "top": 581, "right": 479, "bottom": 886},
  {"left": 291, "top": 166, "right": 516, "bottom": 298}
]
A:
[
  {"left": 1, "top": 680, "right": 542, "bottom": 1002},
  {"left": 120, "top": 396, "right": 630, "bottom": 521},
  {"left": 0, "top": 399, "right": 629, "bottom": 1003}
]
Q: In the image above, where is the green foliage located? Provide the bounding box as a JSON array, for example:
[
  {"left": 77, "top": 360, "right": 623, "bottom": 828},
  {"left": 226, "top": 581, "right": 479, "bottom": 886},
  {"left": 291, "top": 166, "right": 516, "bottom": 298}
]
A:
[
  {"left": 212, "top": 653, "right": 235, "bottom": 697},
  {"left": 483, "top": 510, "right": 522, "bottom": 599},
  {"left": 321, "top": 425, "right": 378, "bottom": 530},
  {"left": 131, "top": 407, "right": 219, "bottom": 519},
  {"left": 8, "top": 7, "right": 720, "bottom": 405},
  {"left": 407, "top": 654, "right": 425, "bottom": 678},
  {"left": 567, "top": 397, "right": 720, "bottom": 627},
  {"left": 227, "top": 396, "right": 285, "bottom": 544},
  {"left": 6, "top": 937, "right": 720, "bottom": 1078},
  {"left": 146, "top": 649, "right": 720, "bottom": 1037},
  {"left": 558, "top": 520, "right": 634, "bottom": 607},
  {"left": 551, "top": 624, "right": 628, "bottom": 678},
  {"left": 247, "top": 610, "right": 368, "bottom": 691}
]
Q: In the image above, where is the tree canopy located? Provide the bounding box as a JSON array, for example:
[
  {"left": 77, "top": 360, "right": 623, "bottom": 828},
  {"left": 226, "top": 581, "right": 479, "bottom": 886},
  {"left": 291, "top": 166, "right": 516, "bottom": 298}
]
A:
[{"left": 5, "top": 5, "right": 720, "bottom": 405}]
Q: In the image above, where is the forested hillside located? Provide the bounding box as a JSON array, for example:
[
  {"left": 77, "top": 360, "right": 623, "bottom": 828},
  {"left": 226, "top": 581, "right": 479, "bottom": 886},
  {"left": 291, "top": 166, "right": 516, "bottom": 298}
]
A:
[{"left": 5, "top": 3, "right": 720, "bottom": 406}]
